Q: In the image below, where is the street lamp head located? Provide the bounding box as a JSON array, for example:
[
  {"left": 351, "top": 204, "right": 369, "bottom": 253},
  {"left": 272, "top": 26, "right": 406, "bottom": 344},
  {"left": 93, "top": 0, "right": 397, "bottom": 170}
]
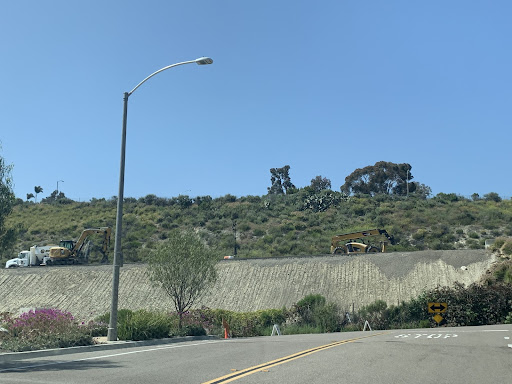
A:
[{"left": 195, "top": 57, "right": 213, "bottom": 65}]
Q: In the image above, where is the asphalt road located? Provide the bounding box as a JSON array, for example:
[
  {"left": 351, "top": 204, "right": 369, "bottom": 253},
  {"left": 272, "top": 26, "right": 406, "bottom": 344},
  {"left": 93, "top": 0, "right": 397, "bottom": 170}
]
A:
[{"left": 1, "top": 325, "right": 510, "bottom": 383}]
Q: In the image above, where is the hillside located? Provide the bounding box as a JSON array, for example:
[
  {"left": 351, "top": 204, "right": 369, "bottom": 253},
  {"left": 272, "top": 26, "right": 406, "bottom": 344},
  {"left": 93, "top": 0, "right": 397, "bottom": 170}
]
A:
[
  {"left": 0, "top": 249, "right": 495, "bottom": 321},
  {"left": 3, "top": 193, "right": 512, "bottom": 265}
]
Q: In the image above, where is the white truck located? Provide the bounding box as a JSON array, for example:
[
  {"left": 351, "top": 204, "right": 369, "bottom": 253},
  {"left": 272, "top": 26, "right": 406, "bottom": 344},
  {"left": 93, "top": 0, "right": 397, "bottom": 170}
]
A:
[{"left": 5, "top": 245, "right": 54, "bottom": 268}]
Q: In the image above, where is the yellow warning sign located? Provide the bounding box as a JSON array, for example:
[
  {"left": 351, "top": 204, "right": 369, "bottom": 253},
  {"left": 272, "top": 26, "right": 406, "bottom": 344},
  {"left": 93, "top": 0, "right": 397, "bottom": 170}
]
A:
[{"left": 428, "top": 302, "right": 447, "bottom": 313}]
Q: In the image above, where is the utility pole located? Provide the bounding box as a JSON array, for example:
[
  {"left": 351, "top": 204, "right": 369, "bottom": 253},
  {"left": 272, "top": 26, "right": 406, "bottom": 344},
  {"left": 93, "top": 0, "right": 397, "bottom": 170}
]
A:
[{"left": 232, "top": 220, "right": 237, "bottom": 256}]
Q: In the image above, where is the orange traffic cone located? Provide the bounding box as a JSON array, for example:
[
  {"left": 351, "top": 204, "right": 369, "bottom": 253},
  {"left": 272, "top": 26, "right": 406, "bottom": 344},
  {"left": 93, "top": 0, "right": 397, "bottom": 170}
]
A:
[{"left": 222, "top": 318, "right": 230, "bottom": 339}]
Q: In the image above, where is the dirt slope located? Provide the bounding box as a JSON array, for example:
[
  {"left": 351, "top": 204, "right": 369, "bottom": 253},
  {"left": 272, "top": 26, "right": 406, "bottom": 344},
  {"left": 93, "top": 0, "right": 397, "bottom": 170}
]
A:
[{"left": 0, "top": 250, "right": 495, "bottom": 321}]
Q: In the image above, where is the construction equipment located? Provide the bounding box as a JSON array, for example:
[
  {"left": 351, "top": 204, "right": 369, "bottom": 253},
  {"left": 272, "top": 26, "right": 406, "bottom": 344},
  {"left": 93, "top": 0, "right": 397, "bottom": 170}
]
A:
[
  {"left": 5, "top": 245, "right": 55, "bottom": 268},
  {"left": 331, "top": 229, "right": 395, "bottom": 255},
  {"left": 48, "top": 227, "right": 111, "bottom": 265}
]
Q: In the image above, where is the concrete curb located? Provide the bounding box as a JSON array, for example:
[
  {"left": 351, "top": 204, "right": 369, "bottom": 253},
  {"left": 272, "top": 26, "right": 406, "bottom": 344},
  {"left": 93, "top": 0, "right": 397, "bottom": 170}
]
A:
[{"left": 0, "top": 335, "right": 218, "bottom": 363}]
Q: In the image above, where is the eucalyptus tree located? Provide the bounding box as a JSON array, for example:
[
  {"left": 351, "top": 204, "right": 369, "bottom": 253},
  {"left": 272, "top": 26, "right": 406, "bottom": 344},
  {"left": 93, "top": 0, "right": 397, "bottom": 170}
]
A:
[
  {"left": 341, "top": 161, "right": 417, "bottom": 196},
  {"left": 268, "top": 165, "right": 296, "bottom": 195}
]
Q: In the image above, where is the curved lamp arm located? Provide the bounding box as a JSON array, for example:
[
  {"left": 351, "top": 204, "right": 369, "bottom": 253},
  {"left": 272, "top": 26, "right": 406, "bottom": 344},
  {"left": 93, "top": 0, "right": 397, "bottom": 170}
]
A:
[{"left": 128, "top": 57, "right": 213, "bottom": 96}]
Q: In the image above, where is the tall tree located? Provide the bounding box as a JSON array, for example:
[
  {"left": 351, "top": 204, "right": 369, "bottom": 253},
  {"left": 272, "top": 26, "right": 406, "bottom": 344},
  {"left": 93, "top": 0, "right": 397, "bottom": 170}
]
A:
[
  {"left": 267, "top": 165, "right": 296, "bottom": 195},
  {"left": 309, "top": 175, "right": 332, "bottom": 192},
  {"left": 146, "top": 231, "right": 218, "bottom": 329},
  {"left": 0, "top": 145, "right": 18, "bottom": 256},
  {"left": 341, "top": 161, "right": 417, "bottom": 196},
  {"left": 34, "top": 186, "right": 43, "bottom": 202}
]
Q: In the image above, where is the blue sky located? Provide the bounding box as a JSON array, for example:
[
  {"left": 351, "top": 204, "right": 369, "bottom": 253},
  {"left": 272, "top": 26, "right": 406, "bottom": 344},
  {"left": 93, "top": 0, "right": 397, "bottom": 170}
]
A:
[{"left": 1, "top": 1, "right": 510, "bottom": 201}]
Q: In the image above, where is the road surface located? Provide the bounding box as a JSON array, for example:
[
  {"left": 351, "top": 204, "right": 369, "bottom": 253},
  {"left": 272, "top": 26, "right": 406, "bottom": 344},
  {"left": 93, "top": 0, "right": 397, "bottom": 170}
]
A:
[{"left": 1, "top": 324, "right": 510, "bottom": 383}]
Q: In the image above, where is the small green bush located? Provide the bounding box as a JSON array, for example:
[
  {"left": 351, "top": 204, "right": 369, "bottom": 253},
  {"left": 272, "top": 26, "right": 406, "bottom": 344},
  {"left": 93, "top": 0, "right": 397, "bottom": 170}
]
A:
[
  {"left": 183, "top": 324, "right": 207, "bottom": 336},
  {"left": 502, "top": 240, "right": 512, "bottom": 256},
  {"left": 97, "top": 309, "right": 171, "bottom": 341},
  {"left": 252, "top": 228, "right": 265, "bottom": 237},
  {"left": 117, "top": 310, "right": 171, "bottom": 341},
  {"left": 493, "top": 238, "right": 507, "bottom": 250},
  {"left": 289, "top": 294, "right": 341, "bottom": 332}
]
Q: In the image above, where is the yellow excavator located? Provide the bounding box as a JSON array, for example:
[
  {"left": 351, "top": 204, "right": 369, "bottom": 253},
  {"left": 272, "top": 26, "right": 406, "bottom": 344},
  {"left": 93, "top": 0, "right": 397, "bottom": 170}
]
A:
[
  {"left": 48, "top": 227, "right": 111, "bottom": 265},
  {"left": 331, "top": 229, "right": 395, "bottom": 255}
]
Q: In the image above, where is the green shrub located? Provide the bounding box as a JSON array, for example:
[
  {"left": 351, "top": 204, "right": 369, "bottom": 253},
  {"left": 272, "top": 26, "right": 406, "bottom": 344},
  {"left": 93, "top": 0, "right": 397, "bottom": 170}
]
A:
[
  {"left": 183, "top": 324, "right": 207, "bottom": 336},
  {"left": 420, "top": 282, "right": 512, "bottom": 326},
  {"left": 358, "top": 300, "right": 389, "bottom": 330},
  {"left": 489, "top": 261, "right": 512, "bottom": 284},
  {"left": 412, "top": 229, "right": 426, "bottom": 240},
  {"left": 168, "top": 309, "right": 211, "bottom": 337},
  {"left": 290, "top": 294, "right": 341, "bottom": 332},
  {"left": 118, "top": 310, "right": 171, "bottom": 341},
  {"left": 502, "top": 240, "right": 512, "bottom": 256},
  {"left": 493, "top": 238, "right": 507, "bottom": 250},
  {"left": 253, "top": 228, "right": 265, "bottom": 237},
  {"left": 97, "top": 309, "right": 171, "bottom": 341}
]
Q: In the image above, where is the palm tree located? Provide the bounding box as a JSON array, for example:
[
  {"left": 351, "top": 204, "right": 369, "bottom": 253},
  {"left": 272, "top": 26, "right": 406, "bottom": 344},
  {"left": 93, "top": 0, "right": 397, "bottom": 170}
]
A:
[{"left": 34, "top": 186, "right": 43, "bottom": 202}]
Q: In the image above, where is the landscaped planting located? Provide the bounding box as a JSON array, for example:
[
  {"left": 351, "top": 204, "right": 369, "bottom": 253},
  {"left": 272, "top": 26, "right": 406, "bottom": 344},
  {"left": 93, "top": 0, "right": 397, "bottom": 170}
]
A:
[
  {"left": 2, "top": 277, "right": 511, "bottom": 353},
  {"left": 0, "top": 308, "right": 106, "bottom": 352}
]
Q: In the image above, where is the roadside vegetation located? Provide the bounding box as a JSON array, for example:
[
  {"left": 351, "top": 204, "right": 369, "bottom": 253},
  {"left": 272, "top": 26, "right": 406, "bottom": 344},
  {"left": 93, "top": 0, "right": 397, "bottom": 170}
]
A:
[{"left": 2, "top": 273, "right": 512, "bottom": 352}]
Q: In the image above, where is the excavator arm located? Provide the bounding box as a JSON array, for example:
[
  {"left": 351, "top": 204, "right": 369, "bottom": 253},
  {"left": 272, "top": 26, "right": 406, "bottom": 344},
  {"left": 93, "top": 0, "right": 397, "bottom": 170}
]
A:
[{"left": 74, "top": 227, "right": 112, "bottom": 261}]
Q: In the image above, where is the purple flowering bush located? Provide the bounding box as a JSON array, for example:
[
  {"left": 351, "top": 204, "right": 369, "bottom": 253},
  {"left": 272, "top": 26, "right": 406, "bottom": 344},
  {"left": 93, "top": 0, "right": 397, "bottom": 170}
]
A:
[{"left": 0, "top": 309, "right": 98, "bottom": 352}]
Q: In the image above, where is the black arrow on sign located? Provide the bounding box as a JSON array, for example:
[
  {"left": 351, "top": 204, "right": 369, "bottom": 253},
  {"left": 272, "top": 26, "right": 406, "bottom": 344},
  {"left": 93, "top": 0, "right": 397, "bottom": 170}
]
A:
[{"left": 429, "top": 303, "right": 446, "bottom": 312}]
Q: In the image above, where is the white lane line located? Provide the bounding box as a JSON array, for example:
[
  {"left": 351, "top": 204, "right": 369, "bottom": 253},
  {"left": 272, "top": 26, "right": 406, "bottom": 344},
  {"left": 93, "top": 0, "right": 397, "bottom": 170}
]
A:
[
  {"left": 481, "top": 330, "right": 510, "bottom": 332},
  {"left": 0, "top": 340, "right": 225, "bottom": 373}
]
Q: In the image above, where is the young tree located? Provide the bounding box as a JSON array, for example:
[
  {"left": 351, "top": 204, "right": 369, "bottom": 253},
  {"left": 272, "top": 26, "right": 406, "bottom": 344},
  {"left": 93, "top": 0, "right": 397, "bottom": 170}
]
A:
[
  {"left": 0, "top": 145, "right": 18, "bottom": 257},
  {"left": 34, "top": 185, "right": 43, "bottom": 202},
  {"left": 267, "top": 165, "right": 296, "bottom": 195},
  {"left": 146, "top": 230, "right": 218, "bottom": 329},
  {"left": 26, "top": 193, "right": 35, "bottom": 201}
]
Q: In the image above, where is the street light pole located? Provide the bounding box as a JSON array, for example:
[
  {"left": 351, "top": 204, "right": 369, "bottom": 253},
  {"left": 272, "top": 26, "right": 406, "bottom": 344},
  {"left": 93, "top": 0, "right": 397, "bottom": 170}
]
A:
[
  {"left": 57, "top": 180, "right": 64, "bottom": 194},
  {"left": 406, "top": 169, "right": 409, "bottom": 198},
  {"left": 106, "top": 57, "right": 213, "bottom": 342}
]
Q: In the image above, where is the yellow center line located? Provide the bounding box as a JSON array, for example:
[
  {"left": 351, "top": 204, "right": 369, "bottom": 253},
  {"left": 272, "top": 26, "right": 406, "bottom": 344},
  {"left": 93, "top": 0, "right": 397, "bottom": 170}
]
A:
[{"left": 202, "top": 332, "right": 388, "bottom": 384}]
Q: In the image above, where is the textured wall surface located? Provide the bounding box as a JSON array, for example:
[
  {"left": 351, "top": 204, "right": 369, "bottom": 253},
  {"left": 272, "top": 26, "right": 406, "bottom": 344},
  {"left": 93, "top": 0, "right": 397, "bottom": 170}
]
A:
[{"left": 0, "top": 250, "right": 494, "bottom": 321}]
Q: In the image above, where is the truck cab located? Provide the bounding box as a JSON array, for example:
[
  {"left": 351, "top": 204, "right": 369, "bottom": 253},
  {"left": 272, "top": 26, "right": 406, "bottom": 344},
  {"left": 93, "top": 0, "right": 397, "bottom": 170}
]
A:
[
  {"left": 5, "top": 246, "right": 53, "bottom": 268},
  {"left": 5, "top": 251, "right": 31, "bottom": 268}
]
